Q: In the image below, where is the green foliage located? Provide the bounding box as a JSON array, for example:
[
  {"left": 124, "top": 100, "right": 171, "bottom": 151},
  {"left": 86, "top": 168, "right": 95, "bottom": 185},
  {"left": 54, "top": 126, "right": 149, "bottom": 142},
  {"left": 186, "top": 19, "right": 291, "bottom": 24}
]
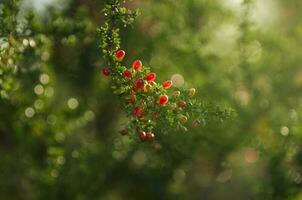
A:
[{"left": 99, "top": 0, "right": 139, "bottom": 61}]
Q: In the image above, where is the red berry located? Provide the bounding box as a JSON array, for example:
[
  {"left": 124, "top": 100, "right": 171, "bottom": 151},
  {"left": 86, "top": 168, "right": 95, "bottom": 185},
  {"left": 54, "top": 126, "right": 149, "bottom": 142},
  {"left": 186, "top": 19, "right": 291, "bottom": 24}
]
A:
[
  {"left": 123, "top": 70, "right": 132, "bottom": 79},
  {"left": 145, "top": 132, "right": 155, "bottom": 141},
  {"left": 145, "top": 72, "right": 156, "bottom": 83},
  {"left": 162, "top": 80, "right": 173, "bottom": 89},
  {"left": 158, "top": 95, "right": 169, "bottom": 106},
  {"left": 115, "top": 50, "right": 125, "bottom": 61},
  {"left": 132, "top": 60, "right": 142, "bottom": 71},
  {"left": 138, "top": 131, "right": 146, "bottom": 141},
  {"left": 132, "top": 107, "right": 144, "bottom": 118},
  {"left": 134, "top": 78, "right": 145, "bottom": 90},
  {"left": 102, "top": 67, "right": 111, "bottom": 76}
]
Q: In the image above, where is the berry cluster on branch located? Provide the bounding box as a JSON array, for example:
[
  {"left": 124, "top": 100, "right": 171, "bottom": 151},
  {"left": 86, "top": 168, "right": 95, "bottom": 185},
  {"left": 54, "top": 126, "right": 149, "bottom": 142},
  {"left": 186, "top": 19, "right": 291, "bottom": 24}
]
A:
[{"left": 99, "top": 0, "right": 235, "bottom": 142}]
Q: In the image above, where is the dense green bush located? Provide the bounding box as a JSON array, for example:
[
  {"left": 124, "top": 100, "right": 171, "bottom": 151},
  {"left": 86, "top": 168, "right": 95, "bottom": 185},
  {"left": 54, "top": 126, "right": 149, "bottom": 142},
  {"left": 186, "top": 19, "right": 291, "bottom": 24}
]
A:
[{"left": 0, "top": 0, "right": 302, "bottom": 199}]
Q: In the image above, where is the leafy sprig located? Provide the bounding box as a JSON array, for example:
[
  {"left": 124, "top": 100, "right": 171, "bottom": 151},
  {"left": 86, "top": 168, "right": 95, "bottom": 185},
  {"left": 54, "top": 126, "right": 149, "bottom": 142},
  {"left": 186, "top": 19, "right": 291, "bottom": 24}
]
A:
[{"left": 99, "top": 0, "right": 235, "bottom": 142}]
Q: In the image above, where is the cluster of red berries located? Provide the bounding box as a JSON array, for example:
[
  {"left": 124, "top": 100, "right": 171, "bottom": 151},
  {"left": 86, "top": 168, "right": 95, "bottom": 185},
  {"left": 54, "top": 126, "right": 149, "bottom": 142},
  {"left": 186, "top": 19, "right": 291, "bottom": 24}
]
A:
[
  {"left": 138, "top": 131, "right": 155, "bottom": 141},
  {"left": 102, "top": 49, "right": 198, "bottom": 142}
]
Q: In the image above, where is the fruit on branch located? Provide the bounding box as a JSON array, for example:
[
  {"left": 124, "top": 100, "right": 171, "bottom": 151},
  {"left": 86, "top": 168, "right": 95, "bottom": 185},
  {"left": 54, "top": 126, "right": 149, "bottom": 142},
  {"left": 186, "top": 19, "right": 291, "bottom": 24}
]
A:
[
  {"left": 145, "top": 132, "right": 155, "bottom": 141},
  {"left": 103, "top": 49, "right": 232, "bottom": 142},
  {"left": 158, "top": 95, "right": 169, "bottom": 106},
  {"left": 145, "top": 72, "right": 156, "bottom": 83},
  {"left": 115, "top": 50, "right": 125, "bottom": 61},
  {"left": 119, "top": 128, "right": 129, "bottom": 135},
  {"left": 132, "top": 60, "right": 142, "bottom": 71},
  {"left": 170, "top": 103, "right": 177, "bottom": 110},
  {"left": 138, "top": 131, "right": 146, "bottom": 141},
  {"left": 180, "top": 126, "right": 188, "bottom": 132},
  {"left": 189, "top": 88, "right": 196, "bottom": 97},
  {"left": 178, "top": 100, "right": 186, "bottom": 108},
  {"left": 178, "top": 114, "right": 188, "bottom": 124},
  {"left": 173, "top": 91, "right": 181, "bottom": 98},
  {"left": 102, "top": 67, "right": 111, "bottom": 76},
  {"left": 134, "top": 78, "right": 145, "bottom": 90},
  {"left": 193, "top": 119, "right": 201, "bottom": 128},
  {"left": 100, "top": 1, "right": 235, "bottom": 143},
  {"left": 123, "top": 70, "right": 132, "bottom": 79},
  {"left": 132, "top": 107, "right": 144, "bottom": 118},
  {"left": 162, "top": 80, "right": 173, "bottom": 89}
]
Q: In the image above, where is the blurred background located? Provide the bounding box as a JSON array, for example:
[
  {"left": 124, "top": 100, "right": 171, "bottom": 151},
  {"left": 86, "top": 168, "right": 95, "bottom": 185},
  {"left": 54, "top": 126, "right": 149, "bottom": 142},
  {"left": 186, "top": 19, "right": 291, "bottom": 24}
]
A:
[{"left": 1, "top": 0, "right": 302, "bottom": 199}]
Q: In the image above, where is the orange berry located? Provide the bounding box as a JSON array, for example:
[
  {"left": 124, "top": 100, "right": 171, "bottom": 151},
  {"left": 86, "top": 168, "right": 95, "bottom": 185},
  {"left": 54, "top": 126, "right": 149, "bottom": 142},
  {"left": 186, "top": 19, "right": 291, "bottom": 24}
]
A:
[
  {"left": 145, "top": 72, "right": 156, "bottom": 83},
  {"left": 162, "top": 80, "right": 173, "bottom": 89}
]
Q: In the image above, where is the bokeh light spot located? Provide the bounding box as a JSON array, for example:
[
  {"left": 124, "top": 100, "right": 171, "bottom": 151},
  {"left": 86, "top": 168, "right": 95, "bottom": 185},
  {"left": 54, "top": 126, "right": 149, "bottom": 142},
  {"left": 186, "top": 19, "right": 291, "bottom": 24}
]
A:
[
  {"left": 47, "top": 115, "right": 57, "bottom": 125},
  {"left": 173, "top": 169, "right": 186, "bottom": 182},
  {"left": 280, "top": 126, "right": 289, "bottom": 136},
  {"left": 41, "top": 51, "right": 50, "bottom": 61},
  {"left": 171, "top": 74, "right": 184, "bottom": 88},
  {"left": 29, "top": 39, "right": 36, "bottom": 47},
  {"left": 25, "top": 107, "right": 35, "bottom": 118},
  {"left": 40, "top": 73, "right": 50, "bottom": 85},
  {"left": 72, "top": 150, "right": 79, "bottom": 158},
  {"left": 67, "top": 98, "right": 79, "bottom": 109},
  {"left": 244, "top": 148, "right": 259, "bottom": 164},
  {"left": 132, "top": 151, "right": 146, "bottom": 167},
  {"left": 34, "top": 99, "right": 44, "bottom": 110},
  {"left": 84, "top": 110, "right": 95, "bottom": 122},
  {"left": 22, "top": 39, "right": 29, "bottom": 46},
  {"left": 34, "top": 84, "right": 44, "bottom": 95},
  {"left": 55, "top": 132, "right": 65, "bottom": 142},
  {"left": 57, "top": 156, "right": 65, "bottom": 165},
  {"left": 216, "top": 169, "right": 232, "bottom": 183}
]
